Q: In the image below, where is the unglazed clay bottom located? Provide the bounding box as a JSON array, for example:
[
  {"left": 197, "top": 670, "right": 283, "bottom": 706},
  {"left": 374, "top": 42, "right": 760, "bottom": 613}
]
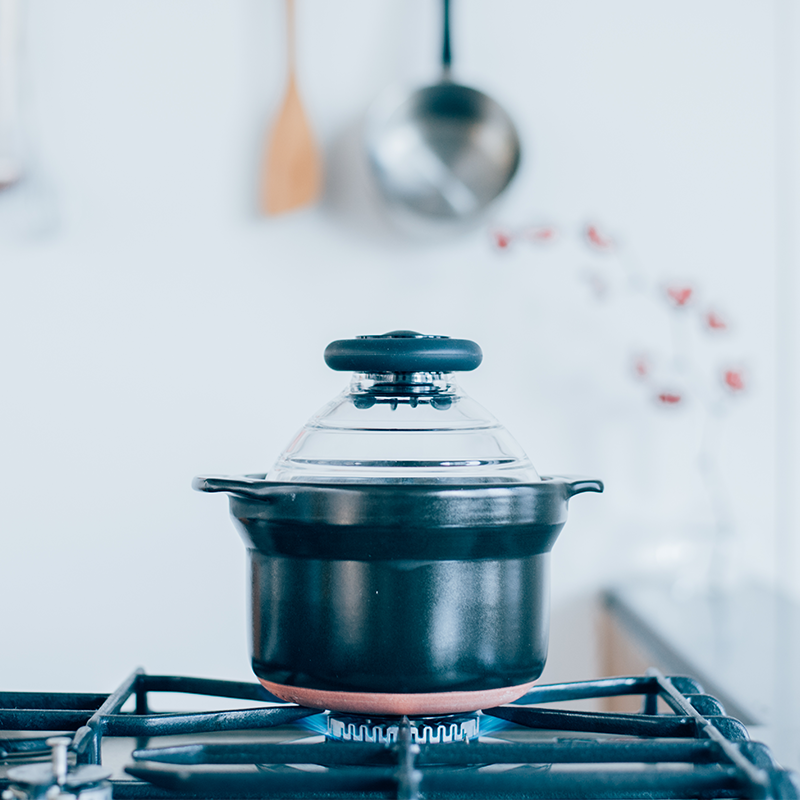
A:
[{"left": 259, "top": 679, "right": 537, "bottom": 715}]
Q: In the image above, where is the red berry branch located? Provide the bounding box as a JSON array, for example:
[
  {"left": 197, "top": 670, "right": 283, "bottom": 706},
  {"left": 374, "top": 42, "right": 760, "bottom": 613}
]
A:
[{"left": 488, "top": 217, "right": 749, "bottom": 586}]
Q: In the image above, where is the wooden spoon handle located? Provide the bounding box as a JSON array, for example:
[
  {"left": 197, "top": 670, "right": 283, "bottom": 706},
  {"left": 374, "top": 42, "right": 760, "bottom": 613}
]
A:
[{"left": 285, "top": 0, "right": 295, "bottom": 74}]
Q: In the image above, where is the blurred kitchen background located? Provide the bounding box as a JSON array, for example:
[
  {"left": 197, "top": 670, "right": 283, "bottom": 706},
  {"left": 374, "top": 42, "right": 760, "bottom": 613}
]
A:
[{"left": 1, "top": 0, "right": 799, "bottom": 752}]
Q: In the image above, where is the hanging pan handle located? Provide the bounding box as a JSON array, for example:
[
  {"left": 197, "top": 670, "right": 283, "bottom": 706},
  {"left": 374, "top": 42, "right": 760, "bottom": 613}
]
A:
[{"left": 442, "top": 0, "right": 452, "bottom": 75}]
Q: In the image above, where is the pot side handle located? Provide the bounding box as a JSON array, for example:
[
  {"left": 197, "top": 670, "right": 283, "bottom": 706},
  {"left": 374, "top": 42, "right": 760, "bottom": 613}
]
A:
[
  {"left": 547, "top": 475, "right": 604, "bottom": 498},
  {"left": 192, "top": 475, "right": 273, "bottom": 501}
]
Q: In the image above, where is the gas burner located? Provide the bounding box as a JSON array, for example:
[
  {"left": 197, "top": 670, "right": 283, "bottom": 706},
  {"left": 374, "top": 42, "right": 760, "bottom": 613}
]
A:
[
  {"left": 326, "top": 711, "right": 480, "bottom": 744},
  {"left": 3, "top": 669, "right": 799, "bottom": 800}
]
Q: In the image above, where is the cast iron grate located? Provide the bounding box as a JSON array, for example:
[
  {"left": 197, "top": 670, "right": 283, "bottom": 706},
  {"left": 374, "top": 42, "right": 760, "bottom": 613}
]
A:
[{"left": 2, "top": 668, "right": 798, "bottom": 799}]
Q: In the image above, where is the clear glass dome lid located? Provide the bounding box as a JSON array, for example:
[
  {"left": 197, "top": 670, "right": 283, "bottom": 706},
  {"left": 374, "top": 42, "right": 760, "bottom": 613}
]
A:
[{"left": 268, "top": 331, "right": 539, "bottom": 484}]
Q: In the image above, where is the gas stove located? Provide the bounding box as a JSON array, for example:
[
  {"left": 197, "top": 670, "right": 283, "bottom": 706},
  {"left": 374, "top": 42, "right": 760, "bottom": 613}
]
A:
[{"left": 2, "top": 668, "right": 798, "bottom": 799}]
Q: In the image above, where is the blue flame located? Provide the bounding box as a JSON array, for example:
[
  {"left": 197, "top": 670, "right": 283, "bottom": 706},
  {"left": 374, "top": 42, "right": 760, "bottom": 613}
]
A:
[
  {"left": 296, "top": 710, "right": 511, "bottom": 740},
  {"left": 297, "top": 712, "right": 330, "bottom": 736},
  {"left": 477, "top": 713, "right": 513, "bottom": 735}
]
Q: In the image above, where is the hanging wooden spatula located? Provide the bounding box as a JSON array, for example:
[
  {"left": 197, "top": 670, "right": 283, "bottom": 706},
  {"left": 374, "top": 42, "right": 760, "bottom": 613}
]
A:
[{"left": 260, "top": 0, "right": 322, "bottom": 215}]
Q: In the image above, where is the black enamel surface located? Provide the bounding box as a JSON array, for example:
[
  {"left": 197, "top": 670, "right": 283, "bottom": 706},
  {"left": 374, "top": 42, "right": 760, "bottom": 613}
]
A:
[{"left": 249, "top": 553, "right": 550, "bottom": 694}]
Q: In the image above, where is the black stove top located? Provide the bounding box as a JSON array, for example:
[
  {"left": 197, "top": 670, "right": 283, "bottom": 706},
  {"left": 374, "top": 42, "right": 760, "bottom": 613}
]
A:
[{"left": 2, "top": 668, "right": 798, "bottom": 799}]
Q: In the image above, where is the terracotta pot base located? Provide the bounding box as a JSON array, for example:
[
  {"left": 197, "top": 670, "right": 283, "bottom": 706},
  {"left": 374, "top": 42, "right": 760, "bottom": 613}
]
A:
[{"left": 258, "top": 679, "right": 536, "bottom": 715}]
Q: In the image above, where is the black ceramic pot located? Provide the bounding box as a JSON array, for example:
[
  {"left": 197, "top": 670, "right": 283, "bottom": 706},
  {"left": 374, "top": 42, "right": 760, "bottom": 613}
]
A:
[{"left": 193, "top": 474, "right": 602, "bottom": 714}]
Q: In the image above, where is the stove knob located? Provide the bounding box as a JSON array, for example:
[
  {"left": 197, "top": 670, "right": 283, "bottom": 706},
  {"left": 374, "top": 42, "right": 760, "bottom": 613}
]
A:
[
  {"left": 5, "top": 738, "right": 111, "bottom": 800},
  {"left": 46, "top": 738, "right": 70, "bottom": 786}
]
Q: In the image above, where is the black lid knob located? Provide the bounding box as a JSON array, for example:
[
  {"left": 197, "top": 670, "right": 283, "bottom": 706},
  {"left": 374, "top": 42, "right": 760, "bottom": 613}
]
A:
[{"left": 324, "top": 331, "right": 483, "bottom": 373}]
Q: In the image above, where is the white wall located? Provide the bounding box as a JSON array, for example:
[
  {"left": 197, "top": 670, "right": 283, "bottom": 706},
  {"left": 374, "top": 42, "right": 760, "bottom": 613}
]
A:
[{"left": 0, "top": 0, "right": 789, "bottom": 693}]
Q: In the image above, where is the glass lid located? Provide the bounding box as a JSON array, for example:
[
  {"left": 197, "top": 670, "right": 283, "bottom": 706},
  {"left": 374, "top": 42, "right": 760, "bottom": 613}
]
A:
[{"left": 267, "top": 331, "right": 539, "bottom": 484}]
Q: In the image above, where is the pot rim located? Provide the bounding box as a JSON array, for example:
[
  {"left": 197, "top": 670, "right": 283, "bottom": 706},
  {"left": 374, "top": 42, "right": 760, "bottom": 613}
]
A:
[{"left": 193, "top": 474, "right": 603, "bottom": 501}]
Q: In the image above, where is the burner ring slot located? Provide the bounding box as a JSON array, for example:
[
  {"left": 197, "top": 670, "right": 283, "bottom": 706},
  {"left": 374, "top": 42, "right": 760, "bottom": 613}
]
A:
[{"left": 326, "top": 712, "right": 480, "bottom": 744}]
